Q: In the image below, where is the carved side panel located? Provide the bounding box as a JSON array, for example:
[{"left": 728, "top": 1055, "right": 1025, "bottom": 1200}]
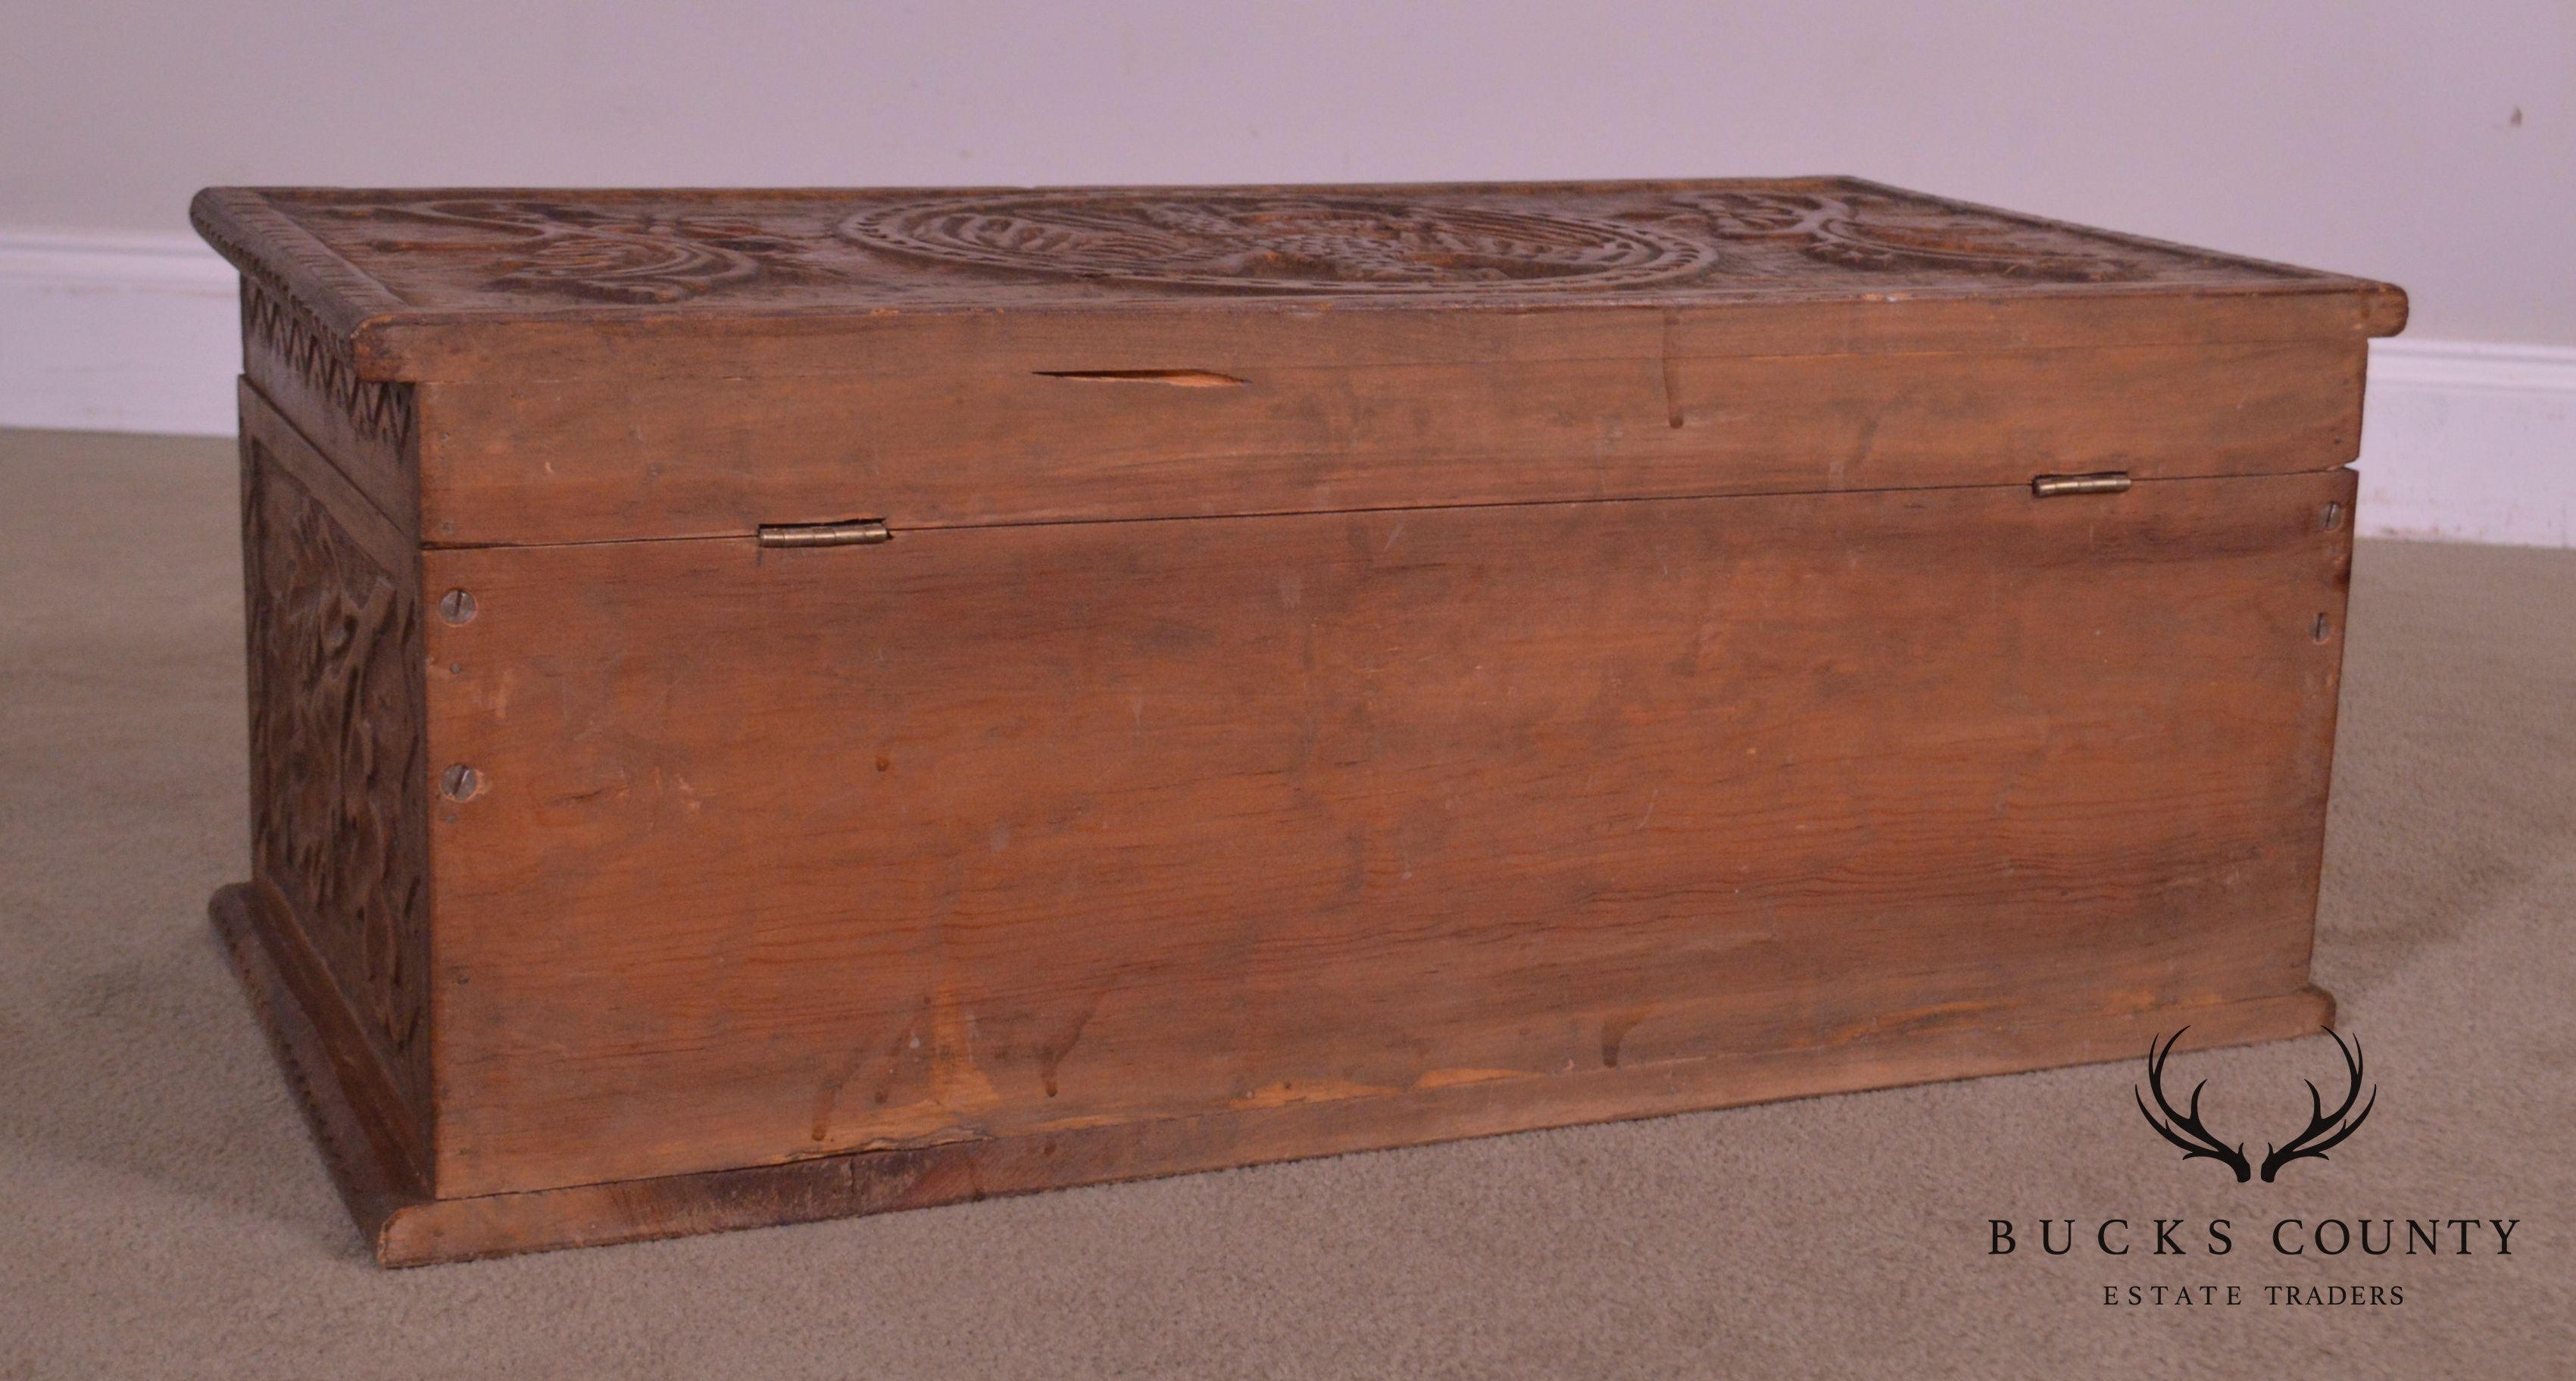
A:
[{"left": 242, "top": 439, "right": 433, "bottom": 1132}]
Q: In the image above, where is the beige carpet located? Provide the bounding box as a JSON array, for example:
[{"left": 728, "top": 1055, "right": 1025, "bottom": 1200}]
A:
[{"left": 2, "top": 427, "right": 2568, "bottom": 1379}]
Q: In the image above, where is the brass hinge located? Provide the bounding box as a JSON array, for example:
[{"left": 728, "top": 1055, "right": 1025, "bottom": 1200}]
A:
[
  {"left": 2031, "top": 472, "right": 2132, "bottom": 498},
  {"left": 757, "top": 519, "right": 891, "bottom": 548}
]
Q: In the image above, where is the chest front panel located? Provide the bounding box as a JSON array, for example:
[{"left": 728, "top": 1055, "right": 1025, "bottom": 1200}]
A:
[{"left": 418, "top": 468, "right": 2350, "bottom": 1196}]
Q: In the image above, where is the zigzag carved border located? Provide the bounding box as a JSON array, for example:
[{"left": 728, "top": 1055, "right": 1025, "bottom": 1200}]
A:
[{"left": 239, "top": 281, "right": 415, "bottom": 447}]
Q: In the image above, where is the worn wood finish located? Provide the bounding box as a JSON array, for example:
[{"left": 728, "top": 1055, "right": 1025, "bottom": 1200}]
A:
[
  {"left": 414, "top": 336, "right": 2364, "bottom": 545},
  {"left": 196, "top": 177, "right": 2403, "bottom": 1262},
  {"left": 191, "top": 179, "right": 2398, "bottom": 545},
  {"left": 190, "top": 179, "right": 2400, "bottom": 323},
  {"left": 239, "top": 281, "right": 417, "bottom": 534},
  {"left": 212, "top": 885, "right": 427, "bottom": 1239},
  {"left": 421, "top": 469, "right": 2355, "bottom": 1197},
  {"left": 214, "top": 882, "right": 2332, "bottom": 1267},
  {"left": 237, "top": 387, "right": 434, "bottom": 1182}
]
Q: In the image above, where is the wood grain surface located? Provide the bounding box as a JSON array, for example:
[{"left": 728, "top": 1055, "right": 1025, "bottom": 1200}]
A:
[
  {"left": 211, "top": 883, "right": 2333, "bottom": 1267},
  {"left": 418, "top": 468, "right": 2355, "bottom": 1198},
  {"left": 191, "top": 178, "right": 2391, "bottom": 320},
  {"left": 414, "top": 336, "right": 2365, "bottom": 545},
  {"left": 189, "top": 178, "right": 2405, "bottom": 386}
]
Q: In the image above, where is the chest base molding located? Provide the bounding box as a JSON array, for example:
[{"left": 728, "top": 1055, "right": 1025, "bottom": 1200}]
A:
[{"left": 213, "top": 883, "right": 2333, "bottom": 1267}]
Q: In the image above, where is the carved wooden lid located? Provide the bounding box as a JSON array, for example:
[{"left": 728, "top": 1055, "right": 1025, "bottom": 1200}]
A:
[{"left": 192, "top": 179, "right": 2406, "bottom": 380}]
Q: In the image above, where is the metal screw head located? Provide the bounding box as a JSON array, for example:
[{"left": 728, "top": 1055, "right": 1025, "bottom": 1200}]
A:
[
  {"left": 439, "top": 764, "right": 482, "bottom": 801},
  {"left": 438, "top": 589, "right": 479, "bottom": 625},
  {"left": 2322, "top": 501, "right": 2343, "bottom": 532}
]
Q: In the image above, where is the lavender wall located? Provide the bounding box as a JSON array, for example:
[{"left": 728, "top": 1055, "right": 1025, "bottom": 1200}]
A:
[{"left": 4, "top": 0, "right": 2568, "bottom": 342}]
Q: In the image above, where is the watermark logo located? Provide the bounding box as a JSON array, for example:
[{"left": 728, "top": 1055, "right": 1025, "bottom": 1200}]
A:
[{"left": 2134, "top": 1026, "right": 2377, "bottom": 1183}]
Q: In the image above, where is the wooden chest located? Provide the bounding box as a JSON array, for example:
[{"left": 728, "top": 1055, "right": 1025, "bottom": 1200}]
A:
[{"left": 193, "top": 179, "right": 2405, "bottom": 1264}]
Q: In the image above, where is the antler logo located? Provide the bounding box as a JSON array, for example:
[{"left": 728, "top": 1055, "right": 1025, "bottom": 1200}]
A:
[{"left": 2134, "top": 1028, "right": 2378, "bottom": 1183}]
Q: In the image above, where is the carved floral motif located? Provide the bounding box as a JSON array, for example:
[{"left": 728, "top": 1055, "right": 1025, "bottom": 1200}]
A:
[
  {"left": 1659, "top": 189, "right": 2159, "bottom": 283},
  {"left": 329, "top": 199, "right": 840, "bottom": 304},
  {"left": 244, "top": 445, "right": 431, "bottom": 1105},
  {"left": 264, "top": 183, "right": 2290, "bottom": 308},
  {"left": 838, "top": 193, "right": 1720, "bottom": 293}
]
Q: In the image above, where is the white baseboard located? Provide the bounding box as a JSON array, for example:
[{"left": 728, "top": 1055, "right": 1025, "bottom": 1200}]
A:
[
  {"left": 2352, "top": 340, "right": 2574, "bottom": 548},
  {"left": 3, "top": 230, "right": 2570, "bottom": 548},
  {"left": 0, "top": 231, "right": 238, "bottom": 436}
]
